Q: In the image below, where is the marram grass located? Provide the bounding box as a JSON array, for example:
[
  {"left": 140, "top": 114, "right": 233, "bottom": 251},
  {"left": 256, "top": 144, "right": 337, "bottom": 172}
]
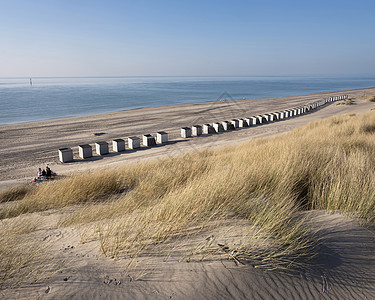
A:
[{"left": 1, "top": 111, "right": 375, "bottom": 287}]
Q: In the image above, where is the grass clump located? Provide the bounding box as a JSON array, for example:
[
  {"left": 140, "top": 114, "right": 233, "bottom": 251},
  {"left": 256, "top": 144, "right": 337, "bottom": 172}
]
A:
[
  {"left": 0, "top": 216, "right": 60, "bottom": 289},
  {"left": 0, "top": 184, "right": 34, "bottom": 203},
  {"left": 336, "top": 99, "right": 353, "bottom": 105}
]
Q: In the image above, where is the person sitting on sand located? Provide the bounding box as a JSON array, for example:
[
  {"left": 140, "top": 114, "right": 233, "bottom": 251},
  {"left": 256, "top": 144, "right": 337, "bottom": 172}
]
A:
[
  {"left": 37, "top": 168, "right": 43, "bottom": 178},
  {"left": 41, "top": 169, "right": 46, "bottom": 178},
  {"left": 46, "top": 166, "right": 52, "bottom": 179}
]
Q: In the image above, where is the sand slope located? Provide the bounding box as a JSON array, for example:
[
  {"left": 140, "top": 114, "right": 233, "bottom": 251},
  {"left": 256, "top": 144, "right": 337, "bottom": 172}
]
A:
[{"left": 1, "top": 211, "right": 374, "bottom": 299}]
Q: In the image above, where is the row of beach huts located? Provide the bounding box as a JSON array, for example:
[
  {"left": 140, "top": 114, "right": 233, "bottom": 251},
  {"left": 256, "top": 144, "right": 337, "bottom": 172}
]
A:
[{"left": 58, "top": 95, "right": 348, "bottom": 163}]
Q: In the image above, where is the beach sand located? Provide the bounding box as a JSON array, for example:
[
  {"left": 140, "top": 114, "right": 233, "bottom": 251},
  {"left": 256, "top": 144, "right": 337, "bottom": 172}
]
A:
[
  {"left": 1, "top": 88, "right": 375, "bottom": 299},
  {"left": 1, "top": 87, "right": 375, "bottom": 189}
]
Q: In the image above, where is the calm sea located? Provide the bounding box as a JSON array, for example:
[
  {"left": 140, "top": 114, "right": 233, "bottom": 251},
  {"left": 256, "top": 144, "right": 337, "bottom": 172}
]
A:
[{"left": 0, "top": 76, "right": 374, "bottom": 125}]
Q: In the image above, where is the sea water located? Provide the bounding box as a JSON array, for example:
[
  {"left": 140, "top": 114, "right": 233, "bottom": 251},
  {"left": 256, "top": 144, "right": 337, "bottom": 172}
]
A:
[{"left": 0, "top": 76, "right": 374, "bottom": 125}]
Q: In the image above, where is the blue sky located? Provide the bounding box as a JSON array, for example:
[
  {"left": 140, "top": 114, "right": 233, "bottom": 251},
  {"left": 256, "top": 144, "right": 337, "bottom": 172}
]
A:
[{"left": 1, "top": 0, "right": 374, "bottom": 77}]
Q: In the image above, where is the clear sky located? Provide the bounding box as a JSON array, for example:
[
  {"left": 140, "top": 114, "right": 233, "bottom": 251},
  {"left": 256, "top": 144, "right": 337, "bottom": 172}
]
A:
[{"left": 1, "top": 0, "right": 374, "bottom": 77}]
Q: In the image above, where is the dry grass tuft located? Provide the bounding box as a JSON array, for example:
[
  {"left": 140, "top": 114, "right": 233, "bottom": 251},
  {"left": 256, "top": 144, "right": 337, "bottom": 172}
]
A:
[
  {"left": 0, "top": 184, "right": 34, "bottom": 203},
  {"left": 0, "top": 216, "right": 62, "bottom": 289},
  {"left": 336, "top": 99, "right": 353, "bottom": 105}
]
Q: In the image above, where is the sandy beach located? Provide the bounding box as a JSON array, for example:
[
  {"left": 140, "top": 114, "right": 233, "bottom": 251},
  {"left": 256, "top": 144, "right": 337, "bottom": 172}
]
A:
[
  {"left": 1, "top": 87, "right": 375, "bottom": 189},
  {"left": 1, "top": 88, "right": 375, "bottom": 299}
]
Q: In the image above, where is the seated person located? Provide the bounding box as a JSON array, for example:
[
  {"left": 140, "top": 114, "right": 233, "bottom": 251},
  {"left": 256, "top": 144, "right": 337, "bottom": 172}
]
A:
[
  {"left": 46, "top": 166, "right": 52, "bottom": 179},
  {"left": 37, "top": 168, "right": 43, "bottom": 178}
]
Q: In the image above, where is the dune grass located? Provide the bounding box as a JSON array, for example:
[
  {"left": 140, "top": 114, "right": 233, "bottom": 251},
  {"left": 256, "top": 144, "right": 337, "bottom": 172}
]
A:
[
  {"left": 0, "top": 184, "right": 34, "bottom": 204},
  {"left": 1, "top": 111, "right": 375, "bottom": 283},
  {"left": 0, "top": 216, "right": 61, "bottom": 289},
  {"left": 336, "top": 98, "right": 353, "bottom": 105}
]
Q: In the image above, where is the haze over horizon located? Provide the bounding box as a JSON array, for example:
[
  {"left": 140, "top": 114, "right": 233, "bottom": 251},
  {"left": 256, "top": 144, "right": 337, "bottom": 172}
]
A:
[{"left": 1, "top": 0, "right": 375, "bottom": 78}]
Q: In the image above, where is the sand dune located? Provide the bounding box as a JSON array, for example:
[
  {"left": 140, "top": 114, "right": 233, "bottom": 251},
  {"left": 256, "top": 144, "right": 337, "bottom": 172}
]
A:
[{"left": 1, "top": 210, "right": 374, "bottom": 299}]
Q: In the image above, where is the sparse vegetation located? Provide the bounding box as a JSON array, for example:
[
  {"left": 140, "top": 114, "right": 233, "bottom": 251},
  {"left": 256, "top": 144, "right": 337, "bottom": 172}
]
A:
[
  {"left": 356, "top": 94, "right": 375, "bottom": 102},
  {"left": 1, "top": 111, "right": 375, "bottom": 287},
  {"left": 337, "top": 99, "right": 353, "bottom": 105},
  {"left": 0, "top": 216, "right": 62, "bottom": 289}
]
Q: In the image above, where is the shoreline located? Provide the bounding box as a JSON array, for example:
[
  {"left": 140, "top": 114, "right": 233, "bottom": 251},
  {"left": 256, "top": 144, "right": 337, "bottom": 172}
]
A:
[
  {"left": 1, "top": 87, "right": 375, "bottom": 190},
  {"left": 2, "top": 86, "right": 375, "bottom": 127}
]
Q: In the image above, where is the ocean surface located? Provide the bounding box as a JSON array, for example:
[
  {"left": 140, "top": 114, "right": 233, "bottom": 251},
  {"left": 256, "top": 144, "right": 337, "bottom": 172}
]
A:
[{"left": 0, "top": 76, "right": 374, "bottom": 125}]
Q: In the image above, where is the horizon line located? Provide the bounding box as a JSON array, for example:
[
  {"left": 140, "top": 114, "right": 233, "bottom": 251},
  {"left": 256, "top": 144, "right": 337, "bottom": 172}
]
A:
[{"left": 2, "top": 74, "right": 375, "bottom": 79}]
